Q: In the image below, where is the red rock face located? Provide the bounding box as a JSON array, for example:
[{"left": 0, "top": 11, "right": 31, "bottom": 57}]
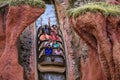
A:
[
  {"left": 0, "top": 5, "right": 44, "bottom": 80},
  {"left": 0, "top": 13, "right": 5, "bottom": 57},
  {"left": 81, "top": 46, "right": 106, "bottom": 80},
  {"left": 69, "top": 12, "right": 120, "bottom": 80},
  {"left": 17, "top": 23, "right": 36, "bottom": 80},
  {"left": 107, "top": 0, "right": 120, "bottom": 5}
]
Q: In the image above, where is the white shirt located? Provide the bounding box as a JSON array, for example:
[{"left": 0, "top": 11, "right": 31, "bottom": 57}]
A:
[{"left": 55, "top": 50, "right": 62, "bottom": 55}]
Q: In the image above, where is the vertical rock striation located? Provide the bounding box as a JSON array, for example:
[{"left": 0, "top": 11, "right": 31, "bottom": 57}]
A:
[
  {"left": 107, "top": 0, "right": 120, "bottom": 5},
  {"left": 68, "top": 3, "right": 120, "bottom": 79},
  {"left": 17, "top": 23, "right": 36, "bottom": 80},
  {"left": 0, "top": 13, "right": 5, "bottom": 58},
  {"left": 0, "top": 5, "right": 44, "bottom": 80},
  {"left": 53, "top": 0, "right": 120, "bottom": 80}
]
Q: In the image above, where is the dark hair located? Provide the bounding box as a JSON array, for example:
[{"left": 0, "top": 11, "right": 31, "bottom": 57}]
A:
[
  {"left": 54, "top": 25, "right": 57, "bottom": 27},
  {"left": 52, "top": 25, "right": 55, "bottom": 27},
  {"left": 42, "top": 30, "right": 45, "bottom": 34},
  {"left": 57, "top": 47, "right": 60, "bottom": 49},
  {"left": 45, "top": 24, "right": 48, "bottom": 28}
]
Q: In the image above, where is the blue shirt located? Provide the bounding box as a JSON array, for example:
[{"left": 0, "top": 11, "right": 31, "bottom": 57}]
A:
[{"left": 45, "top": 47, "right": 53, "bottom": 55}]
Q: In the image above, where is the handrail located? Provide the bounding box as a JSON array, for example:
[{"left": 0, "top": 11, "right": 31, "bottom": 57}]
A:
[
  {"left": 38, "top": 55, "right": 65, "bottom": 63},
  {"left": 39, "top": 54, "right": 65, "bottom": 62},
  {"left": 38, "top": 40, "right": 63, "bottom": 46},
  {"left": 38, "top": 41, "right": 64, "bottom": 49},
  {"left": 38, "top": 46, "right": 64, "bottom": 52},
  {"left": 40, "top": 62, "right": 65, "bottom": 66}
]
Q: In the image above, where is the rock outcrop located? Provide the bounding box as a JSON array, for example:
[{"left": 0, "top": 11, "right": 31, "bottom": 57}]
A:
[
  {"left": 0, "top": 5, "right": 44, "bottom": 80},
  {"left": 17, "top": 23, "right": 36, "bottom": 80},
  {"left": 69, "top": 6, "right": 120, "bottom": 80},
  {"left": 55, "top": 3, "right": 81, "bottom": 79},
  {"left": 107, "top": 0, "right": 120, "bottom": 5},
  {"left": 55, "top": 0, "right": 106, "bottom": 80}
]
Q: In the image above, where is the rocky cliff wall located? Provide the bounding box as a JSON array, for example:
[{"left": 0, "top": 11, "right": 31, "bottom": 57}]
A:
[
  {"left": 0, "top": 5, "right": 44, "bottom": 80},
  {"left": 17, "top": 23, "right": 36, "bottom": 80},
  {"left": 68, "top": 2, "right": 120, "bottom": 80},
  {"left": 55, "top": 0, "right": 110, "bottom": 80},
  {"left": 0, "top": 13, "right": 5, "bottom": 57},
  {"left": 55, "top": 0, "right": 87, "bottom": 80},
  {"left": 69, "top": 11, "right": 120, "bottom": 80}
]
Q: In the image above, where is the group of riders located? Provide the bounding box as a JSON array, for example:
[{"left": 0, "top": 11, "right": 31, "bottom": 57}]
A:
[{"left": 39, "top": 24, "right": 65, "bottom": 59}]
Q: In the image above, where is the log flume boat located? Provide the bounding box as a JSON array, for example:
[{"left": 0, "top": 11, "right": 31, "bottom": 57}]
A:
[
  {"left": 36, "top": 1, "right": 66, "bottom": 80},
  {"left": 37, "top": 27, "right": 66, "bottom": 74}
]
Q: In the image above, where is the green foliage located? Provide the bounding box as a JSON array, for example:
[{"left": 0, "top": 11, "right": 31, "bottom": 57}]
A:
[
  {"left": 69, "top": 0, "right": 77, "bottom": 8},
  {"left": 0, "top": 0, "right": 10, "bottom": 5},
  {"left": 0, "top": 0, "right": 45, "bottom": 8},
  {"left": 67, "top": 2, "right": 120, "bottom": 18}
]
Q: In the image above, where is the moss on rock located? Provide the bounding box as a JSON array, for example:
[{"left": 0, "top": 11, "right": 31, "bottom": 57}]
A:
[
  {"left": 67, "top": 2, "right": 120, "bottom": 18},
  {"left": 69, "top": 0, "right": 77, "bottom": 8},
  {"left": 0, "top": 0, "right": 10, "bottom": 5},
  {"left": 0, "top": 0, "right": 45, "bottom": 8}
]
